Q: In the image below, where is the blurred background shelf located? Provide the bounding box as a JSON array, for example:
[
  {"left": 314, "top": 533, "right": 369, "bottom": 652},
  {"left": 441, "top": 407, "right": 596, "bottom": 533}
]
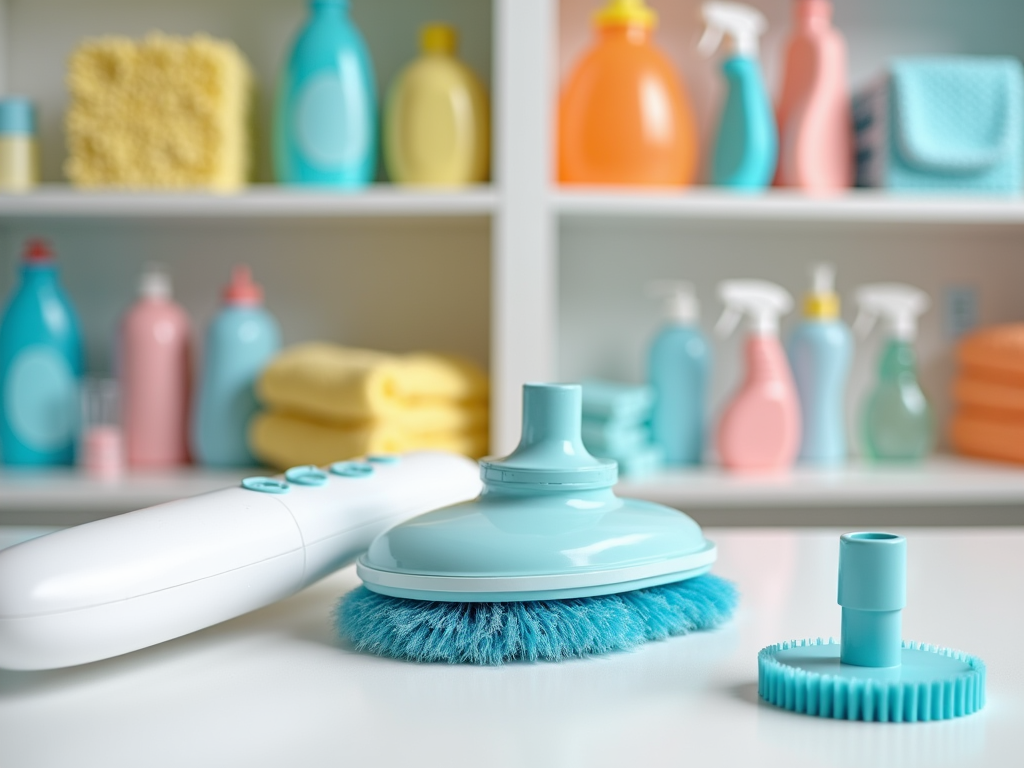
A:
[
  {"left": 3, "top": 455, "right": 1022, "bottom": 528},
  {"left": 554, "top": 188, "right": 1024, "bottom": 225},
  {"left": 617, "top": 455, "right": 1024, "bottom": 526},
  {"left": 0, "top": 185, "right": 498, "bottom": 220},
  {"left": 0, "top": 467, "right": 252, "bottom": 526}
]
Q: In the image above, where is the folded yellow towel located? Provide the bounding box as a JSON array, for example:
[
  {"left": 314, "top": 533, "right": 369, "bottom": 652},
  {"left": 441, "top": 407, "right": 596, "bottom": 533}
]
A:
[
  {"left": 66, "top": 32, "right": 251, "bottom": 191},
  {"left": 250, "top": 411, "right": 489, "bottom": 469},
  {"left": 257, "top": 343, "right": 489, "bottom": 424}
]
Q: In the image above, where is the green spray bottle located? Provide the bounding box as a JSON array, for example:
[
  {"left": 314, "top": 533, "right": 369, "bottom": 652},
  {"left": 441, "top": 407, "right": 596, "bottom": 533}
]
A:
[{"left": 853, "top": 283, "right": 933, "bottom": 461}]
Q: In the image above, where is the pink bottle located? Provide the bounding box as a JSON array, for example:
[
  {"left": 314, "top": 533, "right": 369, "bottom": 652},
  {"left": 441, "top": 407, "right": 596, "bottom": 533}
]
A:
[
  {"left": 775, "top": 0, "right": 852, "bottom": 192},
  {"left": 715, "top": 281, "right": 801, "bottom": 473},
  {"left": 120, "top": 267, "right": 191, "bottom": 468}
]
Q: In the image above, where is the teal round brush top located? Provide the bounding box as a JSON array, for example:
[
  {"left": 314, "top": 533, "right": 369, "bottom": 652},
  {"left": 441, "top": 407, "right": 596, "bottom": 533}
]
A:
[
  {"left": 758, "top": 532, "right": 986, "bottom": 721},
  {"left": 355, "top": 383, "right": 716, "bottom": 603},
  {"left": 338, "top": 382, "right": 738, "bottom": 664}
]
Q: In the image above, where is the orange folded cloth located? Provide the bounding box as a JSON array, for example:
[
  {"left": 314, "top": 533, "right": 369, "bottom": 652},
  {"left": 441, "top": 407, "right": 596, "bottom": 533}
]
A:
[
  {"left": 953, "top": 376, "right": 1024, "bottom": 416},
  {"left": 957, "top": 324, "right": 1024, "bottom": 385},
  {"left": 950, "top": 409, "right": 1024, "bottom": 465}
]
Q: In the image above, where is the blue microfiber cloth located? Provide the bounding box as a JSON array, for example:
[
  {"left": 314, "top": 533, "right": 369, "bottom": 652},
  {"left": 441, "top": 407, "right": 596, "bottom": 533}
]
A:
[{"left": 336, "top": 574, "right": 738, "bottom": 665}]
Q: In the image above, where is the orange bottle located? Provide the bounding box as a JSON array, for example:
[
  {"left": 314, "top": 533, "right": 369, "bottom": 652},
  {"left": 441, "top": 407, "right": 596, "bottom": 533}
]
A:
[{"left": 558, "top": 0, "right": 699, "bottom": 186}]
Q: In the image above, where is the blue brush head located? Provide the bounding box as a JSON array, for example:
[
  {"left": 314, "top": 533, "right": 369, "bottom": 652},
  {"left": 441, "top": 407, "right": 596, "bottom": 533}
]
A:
[{"left": 336, "top": 574, "right": 738, "bottom": 665}]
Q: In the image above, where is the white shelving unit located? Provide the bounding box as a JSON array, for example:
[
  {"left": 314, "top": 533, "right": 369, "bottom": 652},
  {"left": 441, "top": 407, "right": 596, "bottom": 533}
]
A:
[
  {"left": 0, "top": 185, "right": 498, "bottom": 219},
  {"left": 2, "top": 0, "right": 1024, "bottom": 524}
]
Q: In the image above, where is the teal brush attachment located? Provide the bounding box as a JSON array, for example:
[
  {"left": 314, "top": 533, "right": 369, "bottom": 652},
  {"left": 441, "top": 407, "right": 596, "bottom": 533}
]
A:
[
  {"left": 758, "top": 533, "right": 986, "bottom": 722},
  {"left": 336, "top": 383, "right": 737, "bottom": 664}
]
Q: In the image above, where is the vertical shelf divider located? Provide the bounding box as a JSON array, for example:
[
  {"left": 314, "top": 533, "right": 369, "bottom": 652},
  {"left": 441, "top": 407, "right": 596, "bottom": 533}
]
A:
[{"left": 491, "top": 0, "right": 558, "bottom": 454}]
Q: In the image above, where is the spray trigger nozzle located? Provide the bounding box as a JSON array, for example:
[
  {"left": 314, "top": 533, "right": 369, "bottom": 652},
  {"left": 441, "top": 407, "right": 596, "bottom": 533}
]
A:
[
  {"left": 716, "top": 280, "right": 793, "bottom": 337},
  {"left": 853, "top": 283, "right": 930, "bottom": 341},
  {"left": 649, "top": 280, "right": 699, "bottom": 324},
  {"left": 698, "top": 2, "right": 768, "bottom": 59}
]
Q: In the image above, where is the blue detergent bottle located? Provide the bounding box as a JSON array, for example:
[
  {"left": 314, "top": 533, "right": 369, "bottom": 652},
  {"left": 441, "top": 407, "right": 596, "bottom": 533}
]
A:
[
  {"left": 192, "top": 266, "right": 281, "bottom": 466},
  {"left": 647, "top": 280, "right": 710, "bottom": 465},
  {"left": 699, "top": 2, "right": 778, "bottom": 189},
  {"left": 0, "top": 239, "right": 83, "bottom": 465},
  {"left": 274, "top": 0, "right": 378, "bottom": 186},
  {"left": 787, "top": 264, "right": 853, "bottom": 465}
]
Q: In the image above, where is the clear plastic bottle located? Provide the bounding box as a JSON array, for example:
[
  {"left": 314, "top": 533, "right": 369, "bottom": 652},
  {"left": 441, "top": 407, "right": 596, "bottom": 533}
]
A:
[{"left": 854, "top": 284, "right": 933, "bottom": 461}]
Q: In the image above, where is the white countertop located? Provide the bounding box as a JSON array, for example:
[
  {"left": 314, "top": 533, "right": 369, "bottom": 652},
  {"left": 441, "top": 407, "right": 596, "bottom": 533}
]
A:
[{"left": 0, "top": 527, "right": 1020, "bottom": 768}]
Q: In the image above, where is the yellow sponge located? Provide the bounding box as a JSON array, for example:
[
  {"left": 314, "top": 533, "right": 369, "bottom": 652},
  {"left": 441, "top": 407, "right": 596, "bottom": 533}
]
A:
[{"left": 65, "top": 33, "right": 251, "bottom": 191}]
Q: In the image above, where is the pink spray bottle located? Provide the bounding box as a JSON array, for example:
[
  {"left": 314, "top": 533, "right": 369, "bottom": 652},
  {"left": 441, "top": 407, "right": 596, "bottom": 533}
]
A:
[
  {"left": 775, "top": 0, "right": 852, "bottom": 191},
  {"left": 715, "top": 280, "right": 800, "bottom": 473},
  {"left": 120, "top": 266, "right": 192, "bottom": 468}
]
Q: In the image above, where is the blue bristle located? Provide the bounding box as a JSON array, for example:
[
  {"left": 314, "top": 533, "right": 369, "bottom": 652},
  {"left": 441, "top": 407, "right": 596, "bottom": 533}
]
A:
[{"left": 335, "top": 575, "right": 739, "bottom": 665}]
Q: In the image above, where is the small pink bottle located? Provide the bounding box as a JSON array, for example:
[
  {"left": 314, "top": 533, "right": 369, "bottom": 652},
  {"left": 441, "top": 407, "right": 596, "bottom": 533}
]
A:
[
  {"left": 775, "top": 0, "right": 852, "bottom": 192},
  {"left": 120, "top": 267, "right": 191, "bottom": 468},
  {"left": 715, "top": 280, "right": 801, "bottom": 473}
]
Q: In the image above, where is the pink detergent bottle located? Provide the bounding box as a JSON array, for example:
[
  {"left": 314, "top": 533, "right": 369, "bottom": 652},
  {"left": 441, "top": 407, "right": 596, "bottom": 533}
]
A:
[
  {"left": 716, "top": 280, "right": 800, "bottom": 473},
  {"left": 775, "top": 0, "right": 852, "bottom": 191},
  {"left": 120, "top": 266, "right": 191, "bottom": 468}
]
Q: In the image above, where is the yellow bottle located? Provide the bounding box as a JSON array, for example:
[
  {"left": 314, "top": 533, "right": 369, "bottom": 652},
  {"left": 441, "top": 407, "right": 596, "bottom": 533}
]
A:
[{"left": 384, "top": 24, "right": 489, "bottom": 186}]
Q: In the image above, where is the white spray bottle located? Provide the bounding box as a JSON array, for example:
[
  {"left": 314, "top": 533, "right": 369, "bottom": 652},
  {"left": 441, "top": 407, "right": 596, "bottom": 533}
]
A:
[
  {"left": 715, "top": 280, "right": 800, "bottom": 472},
  {"left": 698, "top": 2, "right": 778, "bottom": 189},
  {"left": 853, "top": 283, "right": 933, "bottom": 461}
]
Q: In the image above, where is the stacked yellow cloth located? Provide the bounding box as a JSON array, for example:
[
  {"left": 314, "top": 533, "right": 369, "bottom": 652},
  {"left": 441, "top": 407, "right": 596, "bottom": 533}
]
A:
[
  {"left": 950, "top": 325, "right": 1024, "bottom": 464},
  {"left": 250, "top": 343, "right": 489, "bottom": 468},
  {"left": 66, "top": 33, "right": 251, "bottom": 191}
]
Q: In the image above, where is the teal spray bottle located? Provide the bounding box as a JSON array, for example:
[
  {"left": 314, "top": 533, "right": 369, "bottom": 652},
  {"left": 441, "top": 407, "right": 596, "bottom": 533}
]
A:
[
  {"left": 853, "top": 284, "right": 933, "bottom": 461},
  {"left": 647, "top": 281, "right": 710, "bottom": 466},
  {"left": 699, "top": 2, "right": 778, "bottom": 190},
  {"left": 787, "top": 264, "right": 853, "bottom": 465}
]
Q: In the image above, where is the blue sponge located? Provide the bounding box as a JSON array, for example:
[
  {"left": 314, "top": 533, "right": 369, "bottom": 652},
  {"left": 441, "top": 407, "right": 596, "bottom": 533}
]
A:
[{"left": 336, "top": 574, "right": 738, "bottom": 665}]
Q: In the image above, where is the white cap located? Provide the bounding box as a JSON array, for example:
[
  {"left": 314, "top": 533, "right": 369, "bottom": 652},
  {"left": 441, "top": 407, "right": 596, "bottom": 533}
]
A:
[
  {"left": 853, "top": 283, "right": 930, "bottom": 342},
  {"left": 139, "top": 265, "right": 172, "bottom": 300},
  {"left": 716, "top": 279, "right": 793, "bottom": 336},
  {"left": 811, "top": 263, "right": 836, "bottom": 294},
  {"left": 649, "top": 280, "right": 699, "bottom": 324},
  {"left": 698, "top": 2, "right": 768, "bottom": 59}
]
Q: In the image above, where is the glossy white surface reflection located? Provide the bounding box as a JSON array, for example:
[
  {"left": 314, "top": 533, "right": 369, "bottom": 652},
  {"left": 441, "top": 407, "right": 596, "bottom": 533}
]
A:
[{"left": 0, "top": 528, "right": 1020, "bottom": 768}]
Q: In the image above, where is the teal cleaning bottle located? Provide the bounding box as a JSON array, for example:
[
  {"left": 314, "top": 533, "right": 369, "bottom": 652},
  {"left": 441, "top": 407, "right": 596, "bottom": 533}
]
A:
[
  {"left": 274, "top": 0, "right": 378, "bottom": 186},
  {"left": 854, "top": 284, "right": 933, "bottom": 462},
  {"left": 647, "top": 281, "right": 710, "bottom": 465},
  {"left": 0, "top": 240, "right": 83, "bottom": 465},
  {"left": 699, "top": 2, "right": 777, "bottom": 189},
  {"left": 192, "top": 267, "right": 281, "bottom": 466},
  {"left": 787, "top": 264, "right": 852, "bottom": 465}
]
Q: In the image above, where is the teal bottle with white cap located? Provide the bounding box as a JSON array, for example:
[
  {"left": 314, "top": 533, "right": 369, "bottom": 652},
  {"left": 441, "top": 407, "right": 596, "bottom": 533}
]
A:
[
  {"left": 854, "top": 283, "right": 933, "bottom": 461},
  {"left": 699, "top": 2, "right": 777, "bottom": 189},
  {"left": 647, "top": 280, "right": 710, "bottom": 465},
  {"left": 0, "top": 98, "right": 38, "bottom": 192}
]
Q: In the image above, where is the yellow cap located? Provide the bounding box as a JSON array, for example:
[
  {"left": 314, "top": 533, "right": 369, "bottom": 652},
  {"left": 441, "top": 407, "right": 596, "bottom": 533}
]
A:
[
  {"left": 805, "top": 292, "right": 840, "bottom": 320},
  {"left": 421, "top": 23, "right": 457, "bottom": 55},
  {"left": 594, "top": 0, "right": 657, "bottom": 29}
]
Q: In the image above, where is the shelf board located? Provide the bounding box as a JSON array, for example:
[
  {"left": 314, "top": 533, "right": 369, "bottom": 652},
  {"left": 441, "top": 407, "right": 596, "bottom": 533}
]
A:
[
  {"left": 0, "top": 184, "right": 498, "bottom": 219},
  {"left": 3, "top": 456, "right": 1023, "bottom": 528},
  {"left": 554, "top": 187, "right": 1024, "bottom": 224},
  {"left": 0, "top": 467, "right": 254, "bottom": 526},
  {"left": 616, "top": 456, "right": 1024, "bottom": 526}
]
